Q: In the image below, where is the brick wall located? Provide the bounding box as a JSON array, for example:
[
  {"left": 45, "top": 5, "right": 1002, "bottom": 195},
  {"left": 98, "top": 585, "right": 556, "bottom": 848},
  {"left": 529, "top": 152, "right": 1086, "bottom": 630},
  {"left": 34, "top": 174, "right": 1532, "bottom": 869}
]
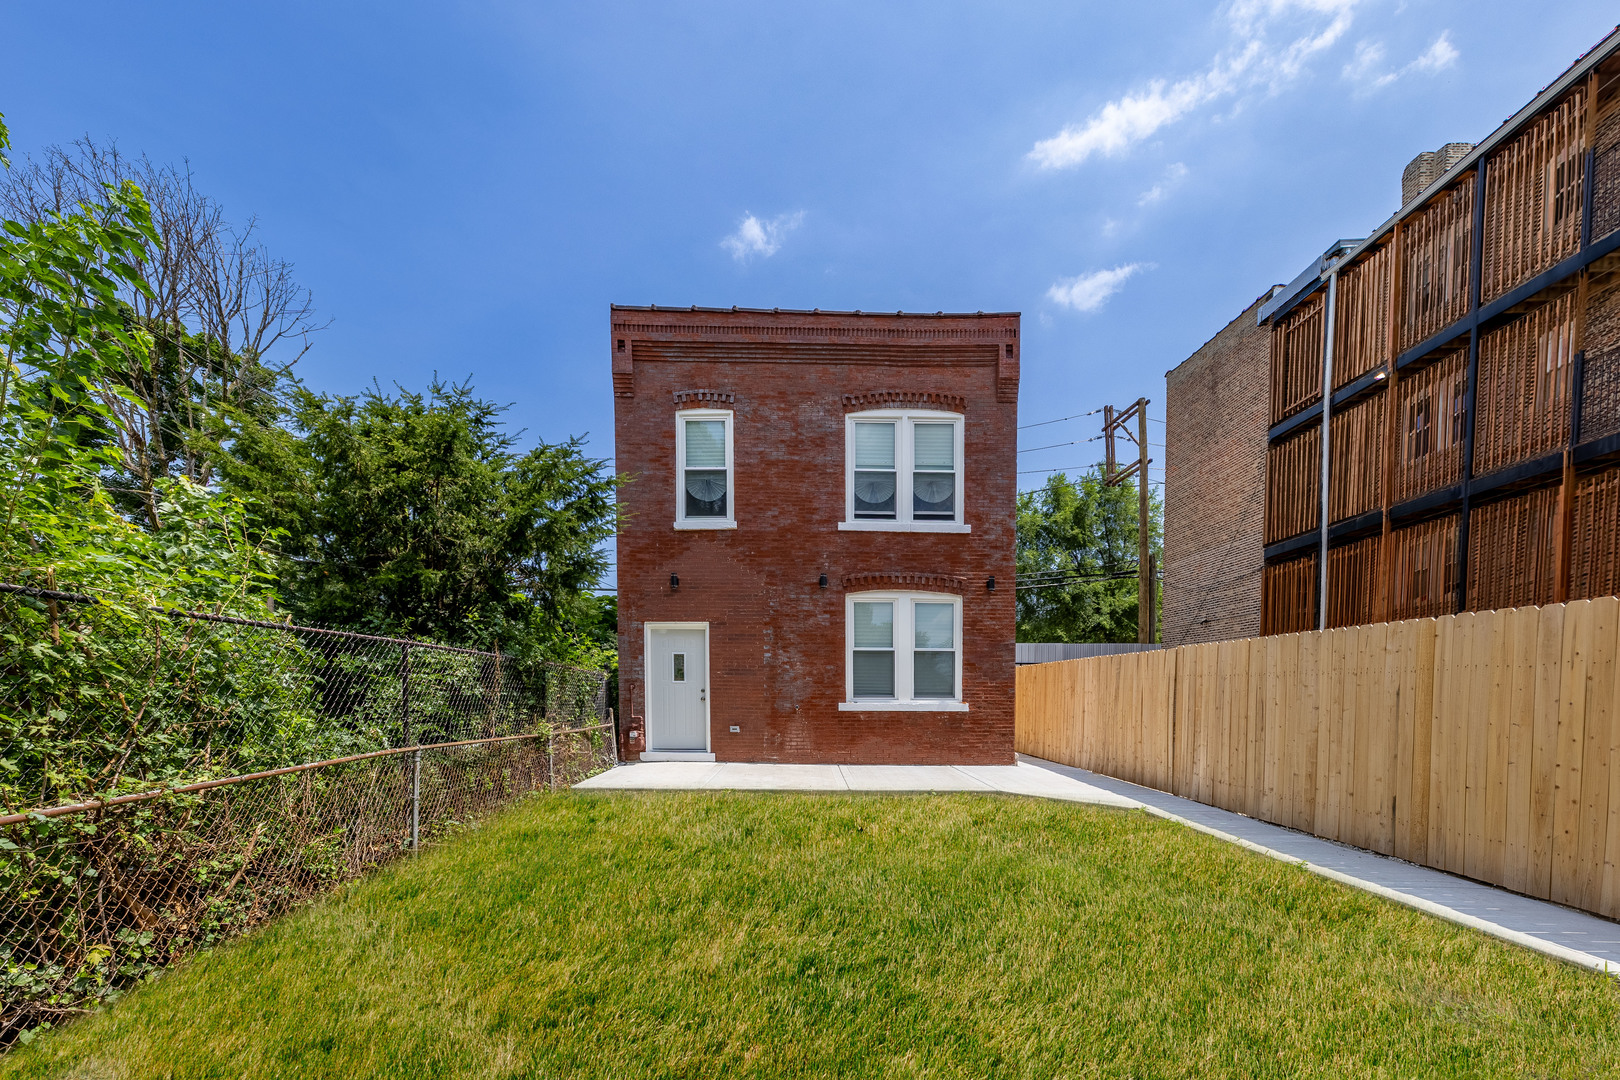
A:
[
  {"left": 1162, "top": 293, "right": 1274, "bottom": 646},
  {"left": 612, "top": 306, "right": 1018, "bottom": 764}
]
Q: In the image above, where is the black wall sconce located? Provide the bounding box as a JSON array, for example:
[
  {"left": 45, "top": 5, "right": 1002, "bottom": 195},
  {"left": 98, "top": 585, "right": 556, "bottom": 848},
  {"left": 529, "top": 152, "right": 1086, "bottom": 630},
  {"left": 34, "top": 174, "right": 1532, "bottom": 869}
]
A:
[
  {"left": 986, "top": 576, "right": 996, "bottom": 592},
  {"left": 819, "top": 574, "right": 829, "bottom": 589},
  {"left": 670, "top": 573, "right": 679, "bottom": 590}
]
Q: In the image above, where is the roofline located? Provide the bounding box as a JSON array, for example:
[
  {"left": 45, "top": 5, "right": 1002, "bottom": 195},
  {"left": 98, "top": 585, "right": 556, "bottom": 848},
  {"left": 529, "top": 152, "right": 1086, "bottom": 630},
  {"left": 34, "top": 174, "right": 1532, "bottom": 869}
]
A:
[
  {"left": 610, "top": 304, "right": 1020, "bottom": 318},
  {"left": 1255, "top": 24, "right": 1620, "bottom": 328},
  {"left": 1256, "top": 239, "right": 1363, "bottom": 325},
  {"left": 1337, "top": 24, "right": 1620, "bottom": 271}
]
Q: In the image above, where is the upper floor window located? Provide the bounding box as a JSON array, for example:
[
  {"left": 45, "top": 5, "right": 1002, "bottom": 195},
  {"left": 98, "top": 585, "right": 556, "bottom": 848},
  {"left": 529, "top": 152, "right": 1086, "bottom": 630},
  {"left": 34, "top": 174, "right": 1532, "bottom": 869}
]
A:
[
  {"left": 675, "top": 409, "right": 735, "bottom": 529},
  {"left": 842, "top": 410, "right": 968, "bottom": 533}
]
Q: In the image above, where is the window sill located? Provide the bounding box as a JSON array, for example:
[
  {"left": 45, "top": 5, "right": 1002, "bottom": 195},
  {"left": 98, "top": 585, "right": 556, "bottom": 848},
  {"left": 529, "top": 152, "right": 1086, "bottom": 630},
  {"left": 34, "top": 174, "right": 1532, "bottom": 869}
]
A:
[
  {"left": 673, "top": 520, "right": 737, "bottom": 530},
  {"left": 839, "top": 701, "right": 969, "bottom": 712},
  {"left": 837, "top": 521, "right": 971, "bottom": 534}
]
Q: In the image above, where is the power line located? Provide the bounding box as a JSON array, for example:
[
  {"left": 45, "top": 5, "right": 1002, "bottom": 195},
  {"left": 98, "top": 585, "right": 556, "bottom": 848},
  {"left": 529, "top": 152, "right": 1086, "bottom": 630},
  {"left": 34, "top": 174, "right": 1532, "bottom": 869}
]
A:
[
  {"left": 1018, "top": 408, "right": 1102, "bottom": 431},
  {"left": 1018, "top": 437, "right": 1101, "bottom": 454}
]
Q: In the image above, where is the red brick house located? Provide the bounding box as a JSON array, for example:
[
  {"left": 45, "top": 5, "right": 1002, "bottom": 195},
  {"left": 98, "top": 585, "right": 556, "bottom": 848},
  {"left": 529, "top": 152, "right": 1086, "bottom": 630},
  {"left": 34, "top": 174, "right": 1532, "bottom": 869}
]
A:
[{"left": 611, "top": 305, "right": 1018, "bottom": 764}]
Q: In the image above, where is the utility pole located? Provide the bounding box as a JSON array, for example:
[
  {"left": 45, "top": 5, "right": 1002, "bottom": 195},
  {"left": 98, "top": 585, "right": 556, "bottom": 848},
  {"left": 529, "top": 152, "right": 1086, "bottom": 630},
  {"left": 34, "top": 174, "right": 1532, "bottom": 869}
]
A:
[{"left": 1103, "top": 398, "right": 1153, "bottom": 644}]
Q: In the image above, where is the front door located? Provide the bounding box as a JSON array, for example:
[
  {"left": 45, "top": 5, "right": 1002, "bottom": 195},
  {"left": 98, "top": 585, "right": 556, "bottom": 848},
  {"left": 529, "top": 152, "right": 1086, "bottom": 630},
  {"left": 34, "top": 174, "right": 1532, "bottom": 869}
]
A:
[{"left": 646, "top": 625, "right": 709, "bottom": 752}]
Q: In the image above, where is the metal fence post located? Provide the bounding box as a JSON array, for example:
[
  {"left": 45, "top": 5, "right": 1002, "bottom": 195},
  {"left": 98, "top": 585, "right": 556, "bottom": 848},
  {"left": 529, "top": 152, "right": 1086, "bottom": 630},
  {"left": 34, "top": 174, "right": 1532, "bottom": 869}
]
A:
[
  {"left": 400, "top": 643, "right": 419, "bottom": 852},
  {"left": 547, "top": 730, "right": 555, "bottom": 792}
]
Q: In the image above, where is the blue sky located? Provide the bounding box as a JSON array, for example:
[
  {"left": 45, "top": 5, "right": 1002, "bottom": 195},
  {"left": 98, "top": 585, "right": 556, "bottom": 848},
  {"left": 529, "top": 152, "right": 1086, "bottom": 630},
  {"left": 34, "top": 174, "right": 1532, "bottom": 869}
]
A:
[{"left": 3, "top": 1, "right": 1616, "bottom": 513}]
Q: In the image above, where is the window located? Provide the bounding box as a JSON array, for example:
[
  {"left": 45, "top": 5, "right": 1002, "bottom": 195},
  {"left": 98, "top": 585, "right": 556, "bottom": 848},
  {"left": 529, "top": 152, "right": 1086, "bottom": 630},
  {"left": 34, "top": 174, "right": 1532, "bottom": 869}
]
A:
[
  {"left": 675, "top": 409, "right": 735, "bottom": 529},
  {"left": 842, "top": 593, "right": 966, "bottom": 710},
  {"left": 842, "top": 411, "right": 967, "bottom": 532}
]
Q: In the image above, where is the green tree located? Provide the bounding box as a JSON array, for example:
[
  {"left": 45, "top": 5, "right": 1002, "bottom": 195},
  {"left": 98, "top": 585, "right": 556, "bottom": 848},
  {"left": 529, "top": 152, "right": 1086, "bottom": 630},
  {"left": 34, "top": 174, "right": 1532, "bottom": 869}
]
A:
[
  {"left": 0, "top": 135, "right": 322, "bottom": 530},
  {"left": 1015, "top": 468, "right": 1162, "bottom": 643},
  {"left": 223, "top": 378, "right": 620, "bottom": 659}
]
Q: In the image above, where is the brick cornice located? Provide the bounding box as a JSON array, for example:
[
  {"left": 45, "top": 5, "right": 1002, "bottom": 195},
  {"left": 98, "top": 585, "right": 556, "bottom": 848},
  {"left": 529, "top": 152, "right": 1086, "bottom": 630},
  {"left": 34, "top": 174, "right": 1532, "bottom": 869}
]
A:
[
  {"left": 673, "top": 389, "right": 735, "bottom": 406},
  {"left": 840, "top": 572, "right": 965, "bottom": 595},
  {"left": 841, "top": 391, "right": 966, "bottom": 413}
]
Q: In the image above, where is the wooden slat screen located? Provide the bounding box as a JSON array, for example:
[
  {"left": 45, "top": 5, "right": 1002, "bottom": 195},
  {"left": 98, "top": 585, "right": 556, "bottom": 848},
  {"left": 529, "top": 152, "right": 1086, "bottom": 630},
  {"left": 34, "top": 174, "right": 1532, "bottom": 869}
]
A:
[
  {"left": 1594, "top": 90, "right": 1620, "bottom": 244},
  {"left": 1271, "top": 293, "right": 1324, "bottom": 425},
  {"left": 1328, "top": 393, "right": 1384, "bottom": 522},
  {"left": 1482, "top": 89, "right": 1586, "bottom": 304},
  {"left": 1571, "top": 465, "right": 1620, "bottom": 600},
  {"left": 1265, "top": 425, "right": 1320, "bottom": 544},
  {"left": 1015, "top": 595, "right": 1620, "bottom": 919},
  {"left": 1392, "top": 348, "right": 1469, "bottom": 502},
  {"left": 1467, "top": 486, "right": 1560, "bottom": 611},
  {"left": 1582, "top": 279, "right": 1620, "bottom": 443},
  {"left": 1399, "top": 176, "right": 1475, "bottom": 352},
  {"left": 1261, "top": 553, "right": 1316, "bottom": 636},
  {"left": 1474, "top": 293, "right": 1577, "bottom": 474},
  {"left": 1389, "top": 514, "right": 1459, "bottom": 620},
  {"left": 1333, "top": 245, "right": 1392, "bottom": 387},
  {"left": 1325, "top": 535, "right": 1381, "bottom": 628}
]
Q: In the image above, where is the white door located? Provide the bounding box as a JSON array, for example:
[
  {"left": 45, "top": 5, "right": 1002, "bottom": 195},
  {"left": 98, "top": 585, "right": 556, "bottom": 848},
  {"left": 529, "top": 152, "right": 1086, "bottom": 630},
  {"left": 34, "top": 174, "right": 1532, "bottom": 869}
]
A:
[{"left": 646, "top": 626, "right": 709, "bottom": 752}]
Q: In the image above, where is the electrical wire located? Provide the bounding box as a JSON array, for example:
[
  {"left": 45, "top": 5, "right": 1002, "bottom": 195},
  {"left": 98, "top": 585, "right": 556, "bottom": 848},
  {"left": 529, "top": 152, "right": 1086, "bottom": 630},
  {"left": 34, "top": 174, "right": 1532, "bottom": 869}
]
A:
[{"left": 1018, "top": 408, "right": 1102, "bottom": 431}]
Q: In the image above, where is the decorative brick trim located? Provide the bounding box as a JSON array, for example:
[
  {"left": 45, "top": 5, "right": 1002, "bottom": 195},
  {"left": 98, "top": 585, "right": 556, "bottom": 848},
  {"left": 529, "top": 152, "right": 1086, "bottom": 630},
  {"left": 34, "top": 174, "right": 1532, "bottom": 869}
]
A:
[
  {"left": 612, "top": 322, "right": 1009, "bottom": 341},
  {"left": 997, "top": 350, "right": 1019, "bottom": 404},
  {"left": 673, "top": 389, "right": 735, "bottom": 407},
  {"left": 841, "top": 391, "right": 966, "bottom": 413},
  {"left": 840, "top": 572, "right": 965, "bottom": 595}
]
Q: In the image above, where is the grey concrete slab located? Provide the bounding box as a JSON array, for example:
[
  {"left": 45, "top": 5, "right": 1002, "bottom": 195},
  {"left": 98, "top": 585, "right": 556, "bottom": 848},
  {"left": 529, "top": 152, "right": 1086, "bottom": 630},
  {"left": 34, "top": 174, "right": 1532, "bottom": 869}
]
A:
[
  {"left": 839, "top": 765, "right": 995, "bottom": 791},
  {"left": 1018, "top": 755, "right": 1620, "bottom": 976},
  {"left": 573, "top": 762, "right": 722, "bottom": 789},
  {"left": 712, "top": 763, "right": 849, "bottom": 790},
  {"left": 957, "top": 765, "right": 1141, "bottom": 807}
]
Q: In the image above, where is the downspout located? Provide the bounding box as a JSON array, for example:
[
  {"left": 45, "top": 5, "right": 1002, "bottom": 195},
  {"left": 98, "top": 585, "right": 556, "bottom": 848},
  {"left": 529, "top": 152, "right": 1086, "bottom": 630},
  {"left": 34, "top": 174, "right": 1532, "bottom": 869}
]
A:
[{"left": 1317, "top": 270, "right": 1339, "bottom": 631}]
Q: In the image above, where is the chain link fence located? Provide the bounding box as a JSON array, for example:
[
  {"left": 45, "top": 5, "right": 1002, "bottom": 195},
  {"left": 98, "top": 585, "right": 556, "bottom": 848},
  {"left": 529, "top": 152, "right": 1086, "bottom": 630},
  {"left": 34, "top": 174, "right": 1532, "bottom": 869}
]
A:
[{"left": 0, "top": 583, "right": 616, "bottom": 1047}]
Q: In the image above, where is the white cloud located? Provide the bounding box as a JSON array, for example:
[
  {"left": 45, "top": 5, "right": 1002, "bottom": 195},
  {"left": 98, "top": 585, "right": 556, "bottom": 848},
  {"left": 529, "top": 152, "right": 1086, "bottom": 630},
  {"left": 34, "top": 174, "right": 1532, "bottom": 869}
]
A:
[
  {"left": 1029, "top": 0, "right": 1360, "bottom": 170},
  {"left": 1047, "top": 264, "right": 1153, "bottom": 313},
  {"left": 1138, "top": 162, "right": 1190, "bottom": 207},
  {"left": 721, "top": 211, "right": 805, "bottom": 261},
  {"left": 1343, "top": 31, "right": 1458, "bottom": 92},
  {"left": 1410, "top": 31, "right": 1459, "bottom": 74}
]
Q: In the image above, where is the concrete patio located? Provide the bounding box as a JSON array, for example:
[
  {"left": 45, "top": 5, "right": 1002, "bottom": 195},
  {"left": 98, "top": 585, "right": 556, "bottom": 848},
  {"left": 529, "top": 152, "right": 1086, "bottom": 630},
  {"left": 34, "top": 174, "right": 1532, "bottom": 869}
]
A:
[{"left": 576, "top": 753, "right": 1620, "bottom": 978}]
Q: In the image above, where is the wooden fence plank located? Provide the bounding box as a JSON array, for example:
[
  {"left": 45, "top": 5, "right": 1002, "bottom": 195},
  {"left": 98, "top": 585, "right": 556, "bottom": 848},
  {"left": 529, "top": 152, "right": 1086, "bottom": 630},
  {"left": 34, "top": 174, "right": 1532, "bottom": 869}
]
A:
[
  {"left": 1408, "top": 618, "right": 1436, "bottom": 867},
  {"left": 1577, "top": 597, "right": 1618, "bottom": 911},
  {"left": 1553, "top": 600, "right": 1594, "bottom": 906},
  {"left": 1529, "top": 603, "right": 1567, "bottom": 898},
  {"left": 1503, "top": 606, "right": 1540, "bottom": 892}
]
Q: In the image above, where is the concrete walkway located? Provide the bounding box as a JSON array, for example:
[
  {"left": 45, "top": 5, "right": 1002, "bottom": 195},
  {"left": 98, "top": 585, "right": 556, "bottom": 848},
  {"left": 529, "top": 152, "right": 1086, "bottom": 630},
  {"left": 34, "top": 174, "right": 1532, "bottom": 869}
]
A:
[
  {"left": 574, "top": 759, "right": 1140, "bottom": 806},
  {"left": 575, "top": 754, "right": 1620, "bottom": 976}
]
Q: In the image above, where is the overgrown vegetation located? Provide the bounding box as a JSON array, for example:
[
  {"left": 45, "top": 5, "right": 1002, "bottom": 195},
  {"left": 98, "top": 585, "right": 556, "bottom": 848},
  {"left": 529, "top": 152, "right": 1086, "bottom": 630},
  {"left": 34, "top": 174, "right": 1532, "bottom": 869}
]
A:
[
  {"left": 5, "top": 792, "right": 1618, "bottom": 1078},
  {"left": 1016, "top": 467, "right": 1163, "bottom": 643},
  {"left": 0, "top": 109, "right": 619, "bottom": 809}
]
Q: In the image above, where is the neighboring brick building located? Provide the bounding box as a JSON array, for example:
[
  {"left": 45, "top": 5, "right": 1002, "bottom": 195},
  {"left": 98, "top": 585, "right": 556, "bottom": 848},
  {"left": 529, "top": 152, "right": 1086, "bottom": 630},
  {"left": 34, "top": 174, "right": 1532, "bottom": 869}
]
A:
[
  {"left": 611, "top": 305, "right": 1019, "bottom": 764},
  {"left": 1162, "top": 290, "right": 1278, "bottom": 646}
]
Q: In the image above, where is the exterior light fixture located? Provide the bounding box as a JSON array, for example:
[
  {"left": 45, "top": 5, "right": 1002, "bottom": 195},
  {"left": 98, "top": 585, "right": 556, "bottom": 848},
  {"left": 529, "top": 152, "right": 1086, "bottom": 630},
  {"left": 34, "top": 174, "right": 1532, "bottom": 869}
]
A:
[
  {"left": 986, "top": 576, "right": 996, "bottom": 591},
  {"left": 819, "top": 574, "right": 829, "bottom": 589},
  {"left": 670, "top": 573, "right": 679, "bottom": 590},
  {"left": 1374, "top": 370, "right": 1388, "bottom": 380}
]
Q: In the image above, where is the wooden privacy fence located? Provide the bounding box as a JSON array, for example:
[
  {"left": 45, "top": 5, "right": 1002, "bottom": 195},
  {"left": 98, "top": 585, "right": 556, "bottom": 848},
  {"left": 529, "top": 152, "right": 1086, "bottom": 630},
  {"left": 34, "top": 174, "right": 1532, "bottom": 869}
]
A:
[{"left": 1015, "top": 597, "right": 1620, "bottom": 920}]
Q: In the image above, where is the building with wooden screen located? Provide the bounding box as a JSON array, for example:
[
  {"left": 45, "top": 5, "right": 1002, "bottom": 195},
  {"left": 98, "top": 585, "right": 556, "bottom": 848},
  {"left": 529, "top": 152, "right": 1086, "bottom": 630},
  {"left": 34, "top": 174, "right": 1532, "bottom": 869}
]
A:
[{"left": 1247, "top": 30, "right": 1620, "bottom": 634}]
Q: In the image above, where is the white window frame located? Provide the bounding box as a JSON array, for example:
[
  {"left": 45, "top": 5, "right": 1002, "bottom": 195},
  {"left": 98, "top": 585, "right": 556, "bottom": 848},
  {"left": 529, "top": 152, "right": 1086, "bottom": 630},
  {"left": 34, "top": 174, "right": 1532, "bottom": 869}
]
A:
[
  {"left": 674, "top": 408, "right": 736, "bottom": 530},
  {"left": 839, "top": 410, "right": 969, "bottom": 533},
  {"left": 840, "top": 591, "right": 968, "bottom": 712}
]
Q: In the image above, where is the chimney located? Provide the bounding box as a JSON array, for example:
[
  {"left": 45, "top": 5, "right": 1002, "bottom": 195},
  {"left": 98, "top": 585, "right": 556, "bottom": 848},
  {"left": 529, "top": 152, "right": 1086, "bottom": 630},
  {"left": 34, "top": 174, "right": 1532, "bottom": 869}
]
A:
[{"left": 1401, "top": 142, "right": 1474, "bottom": 207}]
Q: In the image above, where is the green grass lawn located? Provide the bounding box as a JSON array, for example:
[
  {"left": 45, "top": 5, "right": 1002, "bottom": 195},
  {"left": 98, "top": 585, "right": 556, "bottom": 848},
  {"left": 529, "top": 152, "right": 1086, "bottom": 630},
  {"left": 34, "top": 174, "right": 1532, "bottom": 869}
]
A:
[{"left": 6, "top": 792, "right": 1620, "bottom": 1079}]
